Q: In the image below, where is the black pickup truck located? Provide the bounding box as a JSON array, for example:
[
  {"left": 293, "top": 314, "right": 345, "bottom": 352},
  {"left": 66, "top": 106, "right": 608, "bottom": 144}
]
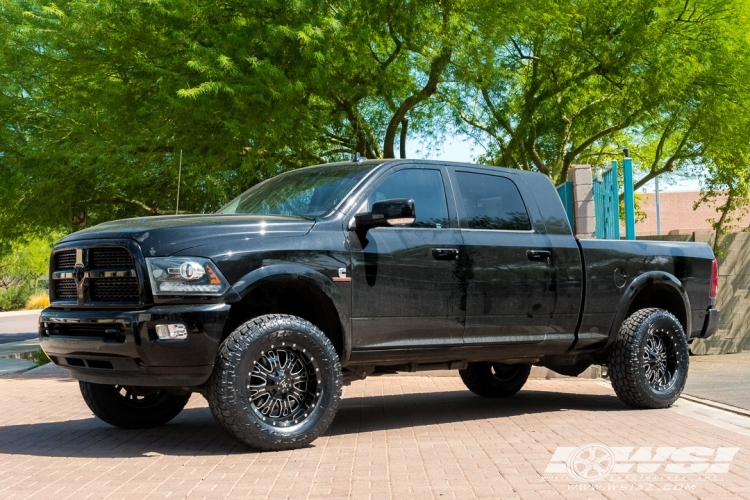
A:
[{"left": 40, "top": 159, "right": 720, "bottom": 450}]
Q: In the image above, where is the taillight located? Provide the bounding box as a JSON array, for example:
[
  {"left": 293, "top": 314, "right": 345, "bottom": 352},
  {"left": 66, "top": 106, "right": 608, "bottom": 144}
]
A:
[{"left": 710, "top": 259, "right": 719, "bottom": 298}]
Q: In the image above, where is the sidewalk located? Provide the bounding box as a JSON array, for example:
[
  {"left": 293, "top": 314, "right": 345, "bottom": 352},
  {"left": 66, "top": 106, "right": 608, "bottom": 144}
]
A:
[
  {"left": 0, "top": 373, "right": 748, "bottom": 499},
  {"left": 685, "top": 351, "right": 750, "bottom": 411},
  {"left": 0, "top": 309, "right": 41, "bottom": 344}
]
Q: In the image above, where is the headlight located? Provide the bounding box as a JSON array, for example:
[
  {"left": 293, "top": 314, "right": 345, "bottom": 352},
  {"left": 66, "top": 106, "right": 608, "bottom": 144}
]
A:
[{"left": 146, "top": 257, "right": 230, "bottom": 296}]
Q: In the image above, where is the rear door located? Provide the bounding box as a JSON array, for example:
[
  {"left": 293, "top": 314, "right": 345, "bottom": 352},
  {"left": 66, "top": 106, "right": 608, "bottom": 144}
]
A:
[
  {"left": 348, "top": 165, "right": 465, "bottom": 350},
  {"left": 448, "top": 168, "right": 556, "bottom": 345}
]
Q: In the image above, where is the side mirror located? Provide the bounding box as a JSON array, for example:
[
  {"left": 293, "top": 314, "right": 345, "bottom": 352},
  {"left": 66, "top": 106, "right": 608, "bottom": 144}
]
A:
[{"left": 353, "top": 198, "right": 416, "bottom": 230}]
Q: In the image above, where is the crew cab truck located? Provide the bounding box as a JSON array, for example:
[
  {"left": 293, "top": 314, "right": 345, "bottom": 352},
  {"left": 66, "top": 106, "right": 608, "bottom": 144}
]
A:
[{"left": 40, "top": 159, "right": 720, "bottom": 450}]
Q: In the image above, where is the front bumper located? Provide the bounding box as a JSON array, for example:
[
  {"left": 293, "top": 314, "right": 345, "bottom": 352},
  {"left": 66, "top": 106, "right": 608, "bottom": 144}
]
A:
[{"left": 39, "top": 304, "right": 230, "bottom": 387}]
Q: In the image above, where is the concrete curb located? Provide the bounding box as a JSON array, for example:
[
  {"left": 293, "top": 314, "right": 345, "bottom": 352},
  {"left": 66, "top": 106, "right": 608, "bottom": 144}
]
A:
[
  {"left": 0, "top": 358, "right": 37, "bottom": 376},
  {"left": 0, "top": 309, "right": 43, "bottom": 318},
  {"left": 680, "top": 393, "right": 750, "bottom": 418}
]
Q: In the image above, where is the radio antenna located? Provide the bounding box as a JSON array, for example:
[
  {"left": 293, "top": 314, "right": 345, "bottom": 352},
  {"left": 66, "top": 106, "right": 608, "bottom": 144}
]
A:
[{"left": 175, "top": 149, "right": 183, "bottom": 215}]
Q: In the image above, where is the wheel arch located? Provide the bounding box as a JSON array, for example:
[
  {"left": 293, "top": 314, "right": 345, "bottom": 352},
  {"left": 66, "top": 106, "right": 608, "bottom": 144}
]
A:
[
  {"left": 224, "top": 264, "right": 351, "bottom": 363},
  {"left": 606, "top": 272, "right": 691, "bottom": 352}
]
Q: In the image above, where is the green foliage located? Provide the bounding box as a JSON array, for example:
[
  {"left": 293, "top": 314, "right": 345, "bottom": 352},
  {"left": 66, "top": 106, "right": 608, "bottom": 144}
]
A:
[
  {"left": 2, "top": 0, "right": 750, "bottom": 244},
  {"left": 0, "top": 235, "right": 58, "bottom": 286},
  {"left": 446, "top": 0, "right": 750, "bottom": 184},
  {"left": 696, "top": 152, "right": 750, "bottom": 253},
  {"left": 0, "top": 235, "right": 58, "bottom": 310},
  {"left": 31, "top": 348, "right": 50, "bottom": 367},
  {"left": 1, "top": 0, "right": 466, "bottom": 241},
  {"left": 0, "top": 286, "right": 31, "bottom": 311}
]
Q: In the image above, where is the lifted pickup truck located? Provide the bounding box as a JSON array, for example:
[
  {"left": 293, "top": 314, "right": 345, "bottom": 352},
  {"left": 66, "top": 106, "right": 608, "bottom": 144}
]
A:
[{"left": 40, "top": 159, "right": 720, "bottom": 450}]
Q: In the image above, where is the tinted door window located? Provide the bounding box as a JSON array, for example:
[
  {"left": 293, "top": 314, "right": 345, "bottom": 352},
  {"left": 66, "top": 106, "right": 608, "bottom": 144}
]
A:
[
  {"left": 368, "top": 169, "right": 449, "bottom": 228},
  {"left": 454, "top": 172, "right": 531, "bottom": 230}
]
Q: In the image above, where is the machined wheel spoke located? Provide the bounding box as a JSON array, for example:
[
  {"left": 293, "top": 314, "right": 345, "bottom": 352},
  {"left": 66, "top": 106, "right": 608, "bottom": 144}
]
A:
[
  {"left": 249, "top": 387, "right": 269, "bottom": 401},
  {"left": 643, "top": 329, "right": 678, "bottom": 391},
  {"left": 246, "top": 346, "right": 320, "bottom": 425},
  {"left": 265, "top": 352, "right": 282, "bottom": 371}
]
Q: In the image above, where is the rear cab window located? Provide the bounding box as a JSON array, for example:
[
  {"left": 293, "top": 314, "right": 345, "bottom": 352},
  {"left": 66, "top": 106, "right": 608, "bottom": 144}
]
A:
[{"left": 452, "top": 171, "right": 532, "bottom": 231}]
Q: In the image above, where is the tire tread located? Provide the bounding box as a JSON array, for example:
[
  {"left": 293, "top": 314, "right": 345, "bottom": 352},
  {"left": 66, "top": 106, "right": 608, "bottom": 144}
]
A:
[
  {"left": 207, "top": 314, "right": 342, "bottom": 451},
  {"left": 608, "top": 308, "right": 688, "bottom": 409},
  {"left": 79, "top": 382, "right": 190, "bottom": 429}
]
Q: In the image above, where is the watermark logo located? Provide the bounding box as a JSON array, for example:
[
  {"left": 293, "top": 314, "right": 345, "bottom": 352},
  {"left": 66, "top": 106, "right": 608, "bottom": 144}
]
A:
[
  {"left": 565, "top": 444, "right": 616, "bottom": 481},
  {"left": 545, "top": 444, "right": 740, "bottom": 482}
]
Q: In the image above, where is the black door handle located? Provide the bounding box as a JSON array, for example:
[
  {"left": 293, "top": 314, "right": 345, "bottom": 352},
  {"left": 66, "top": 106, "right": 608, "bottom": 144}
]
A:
[
  {"left": 431, "top": 248, "right": 460, "bottom": 261},
  {"left": 527, "top": 250, "right": 552, "bottom": 263}
]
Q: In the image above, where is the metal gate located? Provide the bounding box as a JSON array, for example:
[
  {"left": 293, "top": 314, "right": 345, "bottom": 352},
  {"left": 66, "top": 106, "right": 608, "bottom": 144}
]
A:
[
  {"left": 556, "top": 181, "right": 574, "bottom": 230},
  {"left": 593, "top": 157, "right": 636, "bottom": 240},
  {"left": 594, "top": 161, "right": 620, "bottom": 239}
]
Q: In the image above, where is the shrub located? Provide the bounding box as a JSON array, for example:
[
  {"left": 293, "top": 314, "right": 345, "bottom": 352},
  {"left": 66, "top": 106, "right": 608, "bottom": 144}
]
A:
[
  {"left": 0, "top": 286, "right": 32, "bottom": 311},
  {"left": 31, "top": 348, "right": 50, "bottom": 366},
  {"left": 25, "top": 292, "right": 50, "bottom": 310}
]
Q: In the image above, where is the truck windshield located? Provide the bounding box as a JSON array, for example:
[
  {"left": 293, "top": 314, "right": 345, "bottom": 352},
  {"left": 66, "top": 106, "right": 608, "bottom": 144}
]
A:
[{"left": 218, "top": 163, "right": 375, "bottom": 218}]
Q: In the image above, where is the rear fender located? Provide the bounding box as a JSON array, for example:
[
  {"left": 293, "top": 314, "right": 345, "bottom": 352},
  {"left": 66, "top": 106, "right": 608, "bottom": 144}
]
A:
[{"left": 605, "top": 271, "right": 691, "bottom": 351}]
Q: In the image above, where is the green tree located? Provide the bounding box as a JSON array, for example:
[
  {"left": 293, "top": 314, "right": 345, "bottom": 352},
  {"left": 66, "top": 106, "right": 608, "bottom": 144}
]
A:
[
  {"left": 0, "top": 0, "right": 464, "bottom": 245},
  {"left": 446, "top": 0, "right": 746, "bottom": 185}
]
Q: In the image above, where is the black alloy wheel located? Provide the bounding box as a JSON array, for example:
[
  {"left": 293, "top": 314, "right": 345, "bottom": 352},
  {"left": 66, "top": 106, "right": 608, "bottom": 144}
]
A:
[
  {"left": 608, "top": 308, "right": 689, "bottom": 409},
  {"left": 246, "top": 346, "right": 321, "bottom": 427},
  {"left": 208, "top": 314, "right": 342, "bottom": 451},
  {"left": 642, "top": 328, "right": 678, "bottom": 392}
]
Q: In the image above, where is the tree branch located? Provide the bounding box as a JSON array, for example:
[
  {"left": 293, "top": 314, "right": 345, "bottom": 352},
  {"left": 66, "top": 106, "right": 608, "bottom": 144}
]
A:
[
  {"left": 383, "top": 47, "right": 452, "bottom": 157},
  {"left": 399, "top": 119, "right": 408, "bottom": 159}
]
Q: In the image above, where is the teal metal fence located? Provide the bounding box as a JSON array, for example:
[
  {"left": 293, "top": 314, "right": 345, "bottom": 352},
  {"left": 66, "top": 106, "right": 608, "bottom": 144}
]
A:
[
  {"left": 622, "top": 156, "right": 636, "bottom": 240},
  {"left": 593, "top": 161, "right": 621, "bottom": 239},
  {"left": 593, "top": 156, "right": 637, "bottom": 240},
  {"left": 555, "top": 181, "right": 574, "bottom": 230}
]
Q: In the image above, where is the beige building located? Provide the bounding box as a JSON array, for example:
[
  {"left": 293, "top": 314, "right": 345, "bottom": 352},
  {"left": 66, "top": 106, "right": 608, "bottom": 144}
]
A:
[{"left": 635, "top": 191, "right": 729, "bottom": 236}]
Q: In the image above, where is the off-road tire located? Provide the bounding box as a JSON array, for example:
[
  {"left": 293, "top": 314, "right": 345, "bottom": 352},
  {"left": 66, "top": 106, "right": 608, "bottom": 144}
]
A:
[
  {"left": 608, "top": 308, "right": 689, "bottom": 409},
  {"left": 459, "top": 362, "right": 532, "bottom": 397},
  {"left": 207, "top": 314, "right": 342, "bottom": 451},
  {"left": 79, "top": 382, "right": 190, "bottom": 429}
]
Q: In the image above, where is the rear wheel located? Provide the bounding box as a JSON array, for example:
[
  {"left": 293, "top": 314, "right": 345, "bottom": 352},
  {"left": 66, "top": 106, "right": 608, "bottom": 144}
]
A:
[
  {"left": 608, "top": 308, "right": 689, "bottom": 409},
  {"left": 79, "top": 382, "right": 190, "bottom": 429},
  {"left": 459, "top": 362, "right": 531, "bottom": 397}
]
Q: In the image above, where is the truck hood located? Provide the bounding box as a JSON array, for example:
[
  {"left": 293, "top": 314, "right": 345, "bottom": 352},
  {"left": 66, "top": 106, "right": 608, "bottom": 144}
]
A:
[{"left": 60, "top": 214, "right": 316, "bottom": 256}]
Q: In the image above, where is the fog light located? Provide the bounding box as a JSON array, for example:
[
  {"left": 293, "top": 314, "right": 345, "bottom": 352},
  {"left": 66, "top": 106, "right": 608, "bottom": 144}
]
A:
[{"left": 155, "top": 323, "right": 188, "bottom": 341}]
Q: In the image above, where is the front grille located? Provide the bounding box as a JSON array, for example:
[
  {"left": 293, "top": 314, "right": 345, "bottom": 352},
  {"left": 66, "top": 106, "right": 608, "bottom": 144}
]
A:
[
  {"left": 90, "top": 277, "right": 139, "bottom": 302},
  {"left": 90, "top": 247, "right": 133, "bottom": 268},
  {"left": 43, "top": 322, "right": 126, "bottom": 343},
  {"left": 51, "top": 245, "right": 141, "bottom": 306},
  {"left": 55, "top": 279, "right": 77, "bottom": 299},
  {"left": 55, "top": 250, "right": 76, "bottom": 270}
]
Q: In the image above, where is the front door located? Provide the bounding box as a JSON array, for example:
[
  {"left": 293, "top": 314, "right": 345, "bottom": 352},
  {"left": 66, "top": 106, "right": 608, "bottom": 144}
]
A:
[
  {"left": 449, "top": 169, "right": 556, "bottom": 346},
  {"left": 349, "top": 166, "right": 465, "bottom": 351}
]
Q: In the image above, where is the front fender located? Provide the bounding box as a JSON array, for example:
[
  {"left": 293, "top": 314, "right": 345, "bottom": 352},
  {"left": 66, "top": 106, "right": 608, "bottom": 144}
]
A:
[
  {"left": 605, "top": 271, "right": 691, "bottom": 351},
  {"left": 229, "top": 263, "right": 352, "bottom": 363}
]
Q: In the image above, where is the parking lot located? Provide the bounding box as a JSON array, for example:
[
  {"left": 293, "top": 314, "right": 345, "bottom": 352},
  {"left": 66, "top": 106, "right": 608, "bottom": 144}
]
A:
[{"left": 0, "top": 371, "right": 748, "bottom": 499}]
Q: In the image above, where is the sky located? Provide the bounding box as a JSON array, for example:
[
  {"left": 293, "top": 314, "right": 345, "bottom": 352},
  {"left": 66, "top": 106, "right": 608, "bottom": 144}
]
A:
[{"left": 407, "top": 134, "right": 704, "bottom": 194}]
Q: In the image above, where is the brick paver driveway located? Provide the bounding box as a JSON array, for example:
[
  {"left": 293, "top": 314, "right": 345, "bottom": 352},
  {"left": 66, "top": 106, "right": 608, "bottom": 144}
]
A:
[{"left": 0, "top": 373, "right": 748, "bottom": 499}]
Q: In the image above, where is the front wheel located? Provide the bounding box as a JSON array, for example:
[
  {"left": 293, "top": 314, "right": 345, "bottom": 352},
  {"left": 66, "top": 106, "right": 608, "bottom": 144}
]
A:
[
  {"left": 207, "top": 314, "right": 342, "bottom": 451},
  {"left": 459, "top": 362, "right": 531, "bottom": 397},
  {"left": 79, "top": 382, "right": 190, "bottom": 429},
  {"left": 608, "top": 308, "right": 689, "bottom": 409}
]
